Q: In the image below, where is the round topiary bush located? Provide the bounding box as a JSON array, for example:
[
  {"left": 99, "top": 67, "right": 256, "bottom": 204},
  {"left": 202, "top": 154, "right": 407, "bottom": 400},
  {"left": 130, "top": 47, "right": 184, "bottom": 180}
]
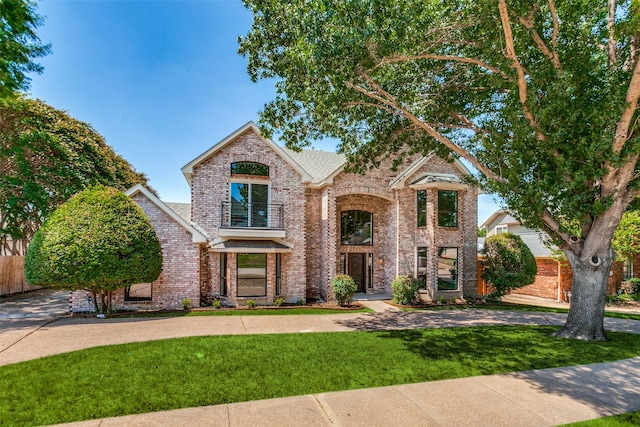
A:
[
  {"left": 391, "top": 275, "right": 420, "bottom": 305},
  {"left": 481, "top": 232, "right": 537, "bottom": 300},
  {"left": 331, "top": 274, "right": 357, "bottom": 306}
]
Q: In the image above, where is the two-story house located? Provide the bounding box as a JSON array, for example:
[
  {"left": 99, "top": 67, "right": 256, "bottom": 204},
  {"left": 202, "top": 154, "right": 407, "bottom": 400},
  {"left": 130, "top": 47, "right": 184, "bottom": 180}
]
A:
[{"left": 72, "top": 122, "right": 479, "bottom": 311}]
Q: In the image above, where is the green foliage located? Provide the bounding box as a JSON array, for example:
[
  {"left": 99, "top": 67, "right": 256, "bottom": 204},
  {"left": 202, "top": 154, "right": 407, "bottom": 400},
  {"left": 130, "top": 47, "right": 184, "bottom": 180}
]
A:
[
  {"left": 246, "top": 299, "right": 257, "bottom": 308},
  {"left": 481, "top": 233, "right": 537, "bottom": 299},
  {"left": 391, "top": 275, "right": 420, "bottom": 305},
  {"left": 477, "top": 228, "right": 487, "bottom": 237},
  {"left": 0, "top": 96, "right": 150, "bottom": 255},
  {"left": 24, "top": 185, "right": 162, "bottom": 313},
  {"left": 213, "top": 299, "right": 222, "bottom": 309},
  {"left": 613, "top": 210, "right": 640, "bottom": 260},
  {"left": 0, "top": 0, "right": 51, "bottom": 97},
  {"left": 182, "top": 299, "right": 191, "bottom": 310},
  {"left": 331, "top": 274, "right": 357, "bottom": 306},
  {"left": 274, "top": 296, "right": 285, "bottom": 307}
]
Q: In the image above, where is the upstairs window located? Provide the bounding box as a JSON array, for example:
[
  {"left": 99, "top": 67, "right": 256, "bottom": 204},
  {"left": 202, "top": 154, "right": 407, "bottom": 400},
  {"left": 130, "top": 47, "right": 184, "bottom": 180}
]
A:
[
  {"left": 231, "top": 162, "right": 269, "bottom": 177},
  {"left": 341, "top": 210, "right": 373, "bottom": 245},
  {"left": 417, "top": 190, "right": 427, "bottom": 227},
  {"left": 495, "top": 225, "right": 508, "bottom": 235},
  {"left": 438, "top": 190, "right": 458, "bottom": 227}
]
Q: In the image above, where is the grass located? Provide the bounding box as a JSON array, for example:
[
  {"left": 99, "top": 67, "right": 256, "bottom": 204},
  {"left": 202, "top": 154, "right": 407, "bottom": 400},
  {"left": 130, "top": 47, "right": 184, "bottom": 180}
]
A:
[
  {"left": 105, "top": 305, "right": 374, "bottom": 318},
  {"left": 2, "top": 325, "right": 640, "bottom": 426},
  {"left": 403, "top": 304, "right": 640, "bottom": 321},
  {"left": 560, "top": 411, "right": 640, "bottom": 426}
]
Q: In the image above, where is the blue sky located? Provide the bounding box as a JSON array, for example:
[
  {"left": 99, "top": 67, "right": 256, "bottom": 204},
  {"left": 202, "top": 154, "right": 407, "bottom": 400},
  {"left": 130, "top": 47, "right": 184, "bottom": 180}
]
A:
[{"left": 27, "top": 0, "right": 500, "bottom": 225}]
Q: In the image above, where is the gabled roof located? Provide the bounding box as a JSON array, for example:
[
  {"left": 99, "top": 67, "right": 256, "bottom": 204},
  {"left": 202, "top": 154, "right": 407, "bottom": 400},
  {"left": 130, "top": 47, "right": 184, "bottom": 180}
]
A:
[
  {"left": 125, "top": 184, "right": 207, "bottom": 243},
  {"left": 283, "top": 147, "right": 346, "bottom": 187},
  {"left": 480, "top": 210, "right": 520, "bottom": 230},
  {"left": 390, "top": 154, "right": 474, "bottom": 189},
  {"left": 181, "top": 122, "right": 312, "bottom": 185},
  {"left": 164, "top": 202, "right": 191, "bottom": 223}
]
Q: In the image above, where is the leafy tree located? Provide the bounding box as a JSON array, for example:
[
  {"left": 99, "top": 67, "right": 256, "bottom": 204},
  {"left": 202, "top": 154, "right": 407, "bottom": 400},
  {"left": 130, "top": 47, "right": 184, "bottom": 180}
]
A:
[
  {"left": 0, "top": 96, "right": 150, "bottom": 255},
  {"left": 0, "top": 0, "right": 50, "bottom": 97},
  {"left": 24, "top": 185, "right": 162, "bottom": 314},
  {"left": 481, "top": 233, "right": 537, "bottom": 300},
  {"left": 239, "top": 0, "right": 640, "bottom": 340},
  {"left": 613, "top": 209, "right": 640, "bottom": 260}
]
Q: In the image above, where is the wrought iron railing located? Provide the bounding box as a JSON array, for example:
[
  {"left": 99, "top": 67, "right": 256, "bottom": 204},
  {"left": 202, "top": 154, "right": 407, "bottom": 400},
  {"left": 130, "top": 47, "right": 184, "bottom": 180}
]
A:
[{"left": 220, "top": 201, "right": 284, "bottom": 229}]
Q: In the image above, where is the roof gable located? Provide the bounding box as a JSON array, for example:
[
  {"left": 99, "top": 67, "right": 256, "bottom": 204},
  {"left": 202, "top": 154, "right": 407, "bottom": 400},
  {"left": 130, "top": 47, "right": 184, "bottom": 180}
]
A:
[
  {"left": 390, "top": 154, "right": 474, "bottom": 190},
  {"left": 181, "top": 122, "right": 312, "bottom": 185},
  {"left": 125, "top": 184, "right": 207, "bottom": 243}
]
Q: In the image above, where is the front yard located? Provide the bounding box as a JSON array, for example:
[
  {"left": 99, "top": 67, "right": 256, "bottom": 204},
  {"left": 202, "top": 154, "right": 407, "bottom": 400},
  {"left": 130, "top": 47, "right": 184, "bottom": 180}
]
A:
[{"left": 2, "top": 325, "right": 640, "bottom": 426}]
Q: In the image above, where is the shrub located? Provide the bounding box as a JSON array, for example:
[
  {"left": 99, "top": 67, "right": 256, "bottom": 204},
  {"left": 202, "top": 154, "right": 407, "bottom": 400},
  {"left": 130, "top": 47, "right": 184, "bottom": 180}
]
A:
[
  {"left": 391, "top": 275, "right": 420, "bottom": 305},
  {"left": 246, "top": 299, "right": 257, "bottom": 308},
  {"left": 274, "top": 297, "right": 285, "bottom": 307},
  {"left": 24, "top": 185, "right": 162, "bottom": 314},
  {"left": 481, "top": 233, "right": 537, "bottom": 300},
  {"left": 182, "top": 299, "right": 191, "bottom": 310},
  {"left": 331, "top": 274, "right": 357, "bottom": 306},
  {"left": 213, "top": 299, "right": 221, "bottom": 309}
]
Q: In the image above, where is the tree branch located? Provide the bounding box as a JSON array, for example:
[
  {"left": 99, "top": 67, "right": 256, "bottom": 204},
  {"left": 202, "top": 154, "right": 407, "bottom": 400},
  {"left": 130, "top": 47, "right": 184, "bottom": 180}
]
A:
[
  {"left": 377, "top": 54, "right": 510, "bottom": 79},
  {"left": 498, "top": 0, "right": 548, "bottom": 142},
  {"left": 346, "top": 71, "right": 508, "bottom": 184},
  {"left": 548, "top": 0, "right": 559, "bottom": 56},
  {"left": 518, "top": 12, "right": 561, "bottom": 70},
  {"left": 613, "top": 51, "right": 640, "bottom": 153},
  {"left": 608, "top": 0, "right": 617, "bottom": 68}
]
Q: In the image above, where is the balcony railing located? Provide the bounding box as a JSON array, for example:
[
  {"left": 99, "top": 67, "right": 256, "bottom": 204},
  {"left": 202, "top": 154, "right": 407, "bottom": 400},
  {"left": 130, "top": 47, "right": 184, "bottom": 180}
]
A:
[{"left": 221, "top": 201, "right": 284, "bottom": 229}]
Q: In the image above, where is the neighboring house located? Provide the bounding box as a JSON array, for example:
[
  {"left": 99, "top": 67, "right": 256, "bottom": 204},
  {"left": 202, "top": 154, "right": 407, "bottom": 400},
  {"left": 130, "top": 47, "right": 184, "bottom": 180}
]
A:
[
  {"left": 479, "top": 210, "right": 638, "bottom": 302},
  {"left": 71, "top": 122, "right": 479, "bottom": 311}
]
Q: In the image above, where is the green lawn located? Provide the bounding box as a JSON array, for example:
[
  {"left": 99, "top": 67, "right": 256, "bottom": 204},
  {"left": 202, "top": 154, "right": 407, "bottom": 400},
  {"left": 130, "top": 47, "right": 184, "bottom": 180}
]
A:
[
  {"left": 560, "top": 411, "right": 640, "bottom": 426},
  {"left": 2, "top": 325, "right": 640, "bottom": 426},
  {"left": 405, "top": 304, "right": 640, "bottom": 321},
  {"left": 109, "top": 305, "right": 374, "bottom": 318}
]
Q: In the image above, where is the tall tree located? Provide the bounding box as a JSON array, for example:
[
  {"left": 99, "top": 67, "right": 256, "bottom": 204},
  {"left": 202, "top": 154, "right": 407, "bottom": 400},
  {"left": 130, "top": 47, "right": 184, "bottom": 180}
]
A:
[
  {"left": 0, "top": 0, "right": 50, "bottom": 97},
  {"left": 25, "top": 185, "right": 162, "bottom": 314},
  {"left": 0, "top": 96, "right": 150, "bottom": 255},
  {"left": 239, "top": 0, "right": 640, "bottom": 340}
]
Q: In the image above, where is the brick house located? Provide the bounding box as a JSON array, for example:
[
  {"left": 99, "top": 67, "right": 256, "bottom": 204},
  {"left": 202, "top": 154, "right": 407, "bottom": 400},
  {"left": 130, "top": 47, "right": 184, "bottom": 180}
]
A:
[
  {"left": 479, "top": 210, "right": 639, "bottom": 302},
  {"left": 72, "top": 122, "right": 479, "bottom": 311}
]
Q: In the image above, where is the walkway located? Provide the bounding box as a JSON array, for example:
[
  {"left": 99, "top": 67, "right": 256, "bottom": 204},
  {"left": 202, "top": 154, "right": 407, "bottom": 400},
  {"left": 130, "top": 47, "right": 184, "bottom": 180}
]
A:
[{"left": 1, "top": 290, "right": 639, "bottom": 426}]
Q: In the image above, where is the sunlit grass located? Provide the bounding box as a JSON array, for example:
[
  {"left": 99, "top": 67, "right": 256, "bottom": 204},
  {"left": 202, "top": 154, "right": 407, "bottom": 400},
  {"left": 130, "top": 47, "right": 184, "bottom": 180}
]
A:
[{"left": 560, "top": 411, "right": 640, "bottom": 426}]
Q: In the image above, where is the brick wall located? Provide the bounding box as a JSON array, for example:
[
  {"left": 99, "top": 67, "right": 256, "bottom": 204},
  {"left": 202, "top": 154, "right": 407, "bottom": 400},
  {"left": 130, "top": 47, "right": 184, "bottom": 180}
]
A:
[
  {"left": 190, "top": 129, "right": 307, "bottom": 305},
  {"left": 511, "top": 258, "right": 560, "bottom": 300}
]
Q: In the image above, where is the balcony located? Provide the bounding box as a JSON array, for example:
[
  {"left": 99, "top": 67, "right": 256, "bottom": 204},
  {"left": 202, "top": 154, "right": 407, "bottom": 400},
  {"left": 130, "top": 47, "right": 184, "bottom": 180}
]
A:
[{"left": 219, "top": 201, "right": 285, "bottom": 239}]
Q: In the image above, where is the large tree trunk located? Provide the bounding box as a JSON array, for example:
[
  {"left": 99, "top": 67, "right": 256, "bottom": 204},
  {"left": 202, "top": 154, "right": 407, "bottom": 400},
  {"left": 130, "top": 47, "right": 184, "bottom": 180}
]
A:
[{"left": 552, "top": 244, "right": 614, "bottom": 341}]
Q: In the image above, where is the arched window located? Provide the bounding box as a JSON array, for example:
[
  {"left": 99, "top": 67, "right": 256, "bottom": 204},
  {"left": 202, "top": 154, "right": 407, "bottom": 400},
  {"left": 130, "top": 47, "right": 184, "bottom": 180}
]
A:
[
  {"left": 341, "top": 210, "right": 373, "bottom": 245},
  {"left": 231, "top": 162, "right": 269, "bottom": 177}
]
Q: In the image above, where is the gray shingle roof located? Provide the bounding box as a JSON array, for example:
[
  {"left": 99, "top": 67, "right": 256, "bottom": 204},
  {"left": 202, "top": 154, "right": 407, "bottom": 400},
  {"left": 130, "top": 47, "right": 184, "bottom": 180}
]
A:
[
  {"left": 165, "top": 202, "right": 191, "bottom": 223},
  {"left": 283, "top": 148, "right": 346, "bottom": 183},
  {"left": 519, "top": 233, "right": 555, "bottom": 257}
]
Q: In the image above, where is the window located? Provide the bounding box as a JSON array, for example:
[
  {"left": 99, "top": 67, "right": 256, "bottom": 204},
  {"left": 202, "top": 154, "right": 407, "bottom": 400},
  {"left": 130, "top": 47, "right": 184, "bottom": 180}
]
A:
[
  {"left": 417, "top": 247, "right": 428, "bottom": 289},
  {"left": 237, "top": 253, "right": 267, "bottom": 297},
  {"left": 417, "top": 190, "right": 427, "bottom": 227},
  {"left": 438, "top": 190, "right": 458, "bottom": 227},
  {"left": 495, "top": 225, "right": 508, "bottom": 235},
  {"left": 230, "top": 182, "right": 269, "bottom": 227},
  {"left": 220, "top": 253, "right": 227, "bottom": 297},
  {"left": 437, "top": 247, "right": 458, "bottom": 291},
  {"left": 367, "top": 253, "right": 374, "bottom": 289},
  {"left": 125, "top": 283, "right": 152, "bottom": 301},
  {"left": 231, "top": 162, "right": 269, "bottom": 177},
  {"left": 275, "top": 253, "right": 282, "bottom": 295},
  {"left": 624, "top": 258, "right": 634, "bottom": 281},
  {"left": 341, "top": 210, "right": 373, "bottom": 245}
]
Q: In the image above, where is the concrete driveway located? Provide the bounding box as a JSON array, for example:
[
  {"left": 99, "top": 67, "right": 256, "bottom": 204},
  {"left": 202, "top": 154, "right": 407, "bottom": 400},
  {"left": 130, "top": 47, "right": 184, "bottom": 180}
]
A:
[{"left": 0, "top": 289, "right": 69, "bottom": 356}]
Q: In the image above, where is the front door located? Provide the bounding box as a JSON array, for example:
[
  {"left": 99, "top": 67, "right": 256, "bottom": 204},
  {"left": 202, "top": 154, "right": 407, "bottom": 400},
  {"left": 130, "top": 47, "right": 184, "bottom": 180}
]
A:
[{"left": 348, "top": 253, "right": 366, "bottom": 292}]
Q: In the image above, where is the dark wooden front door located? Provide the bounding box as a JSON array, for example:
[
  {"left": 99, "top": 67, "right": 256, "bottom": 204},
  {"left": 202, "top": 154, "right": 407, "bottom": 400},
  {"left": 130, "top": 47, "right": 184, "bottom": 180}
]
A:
[{"left": 348, "top": 253, "right": 366, "bottom": 292}]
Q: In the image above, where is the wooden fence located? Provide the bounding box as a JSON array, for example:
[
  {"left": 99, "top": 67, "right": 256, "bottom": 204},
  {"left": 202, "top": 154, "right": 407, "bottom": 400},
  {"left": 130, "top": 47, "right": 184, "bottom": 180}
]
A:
[{"left": 0, "top": 256, "right": 41, "bottom": 296}]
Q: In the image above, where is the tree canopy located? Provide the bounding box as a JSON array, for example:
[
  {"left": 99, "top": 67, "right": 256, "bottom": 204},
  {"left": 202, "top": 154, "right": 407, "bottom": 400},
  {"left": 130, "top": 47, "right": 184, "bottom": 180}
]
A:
[
  {"left": 0, "top": 0, "right": 50, "bottom": 97},
  {"left": 0, "top": 96, "right": 150, "bottom": 255},
  {"left": 613, "top": 209, "right": 640, "bottom": 260},
  {"left": 240, "top": 0, "right": 639, "bottom": 340},
  {"left": 481, "top": 233, "right": 537, "bottom": 299},
  {"left": 24, "top": 185, "right": 162, "bottom": 313}
]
